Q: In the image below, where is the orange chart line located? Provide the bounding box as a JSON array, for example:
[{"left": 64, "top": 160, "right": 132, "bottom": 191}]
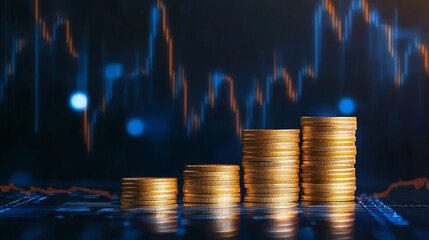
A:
[
  {"left": 0, "top": 183, "right": 118, "bottom": 198},
  {"left": 358, "top": 177, "right": 429, "bottom": 200}
]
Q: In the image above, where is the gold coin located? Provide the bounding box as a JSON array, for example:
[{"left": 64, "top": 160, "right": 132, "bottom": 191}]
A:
[
  {"left": 183, "top": 170, "right": 238, "bottom": 176},
  {"left": 244, "top": 167, "right": 299, "bottom": 173},
  {"left": 184, "top": 164, "right": 240, "bottom": 172},
  {"left": 302, "top": 160, "right": 356, "bottom": 166},
  {"left": 302, "top": 137, "right": 356, "bottom": 142},
  {"left": 301, "top": 146, "right": 356, "bottom": 152},
  {"left": 183, "top": 197, "right": 241, "bottom": 203},
  {"left": 242, "top": 134, "right": 300, "bottom": 139},
  {"left": 302, "top": 134, "right": 356, "bottom": 139},
  {"left": 301, "top": 155, "right": 356, "bottom": 161},
  {"left": 183, "top": 202, "right": 239, "bottom": 207},
  {"left": 184, "top": 184, "right": 241, "bottom": 190},
  {"left": 245, "top": 183, "right": 297, "bottom": 189},
  {"left": 120, "top": 199, "right": 177, "bottom": 205},
  {"left": 242, "top": 142, "right": 299, "bottom": 148},
  {"left": 302, "top": 141, "right": 355, "bottom": 147},
  {"left": 301, "top": 178, "right": 356, "bottom": 184},
  {"left": 245, "top": 195, "right": 299, "bottom": 202},
  {"left": 301, "top": 186, "right": 356, "bottom": 192},
  {"left": 243, "top": 145, "right": 300, "bottom": 150},
  {"left": 301, "top": 196, "right": 355, "bottom": 201},
  {"left": 244, "top": 174, "right": 299, "bottom": 180},
  {"left": 243, "top": 151, "right": 300, "bottom": 157},
  {"left": 245, "top": 192, "right": 299, "bottom": 198},
  {"left": 243, "top": 175, "right": 299, "bottom": 184},
  {"left": 242, "top": 156, "right": 300, "bottom": 162},
  {"left": 184, "top": 180, "right": 239, "bottom": 186},
  {"left": 301, "top": 173, "right": 355, "bottom": 179},
  {"left": 301, "top": 151, "right": 356, "bottom": 156},
  {"left": 242, "top": 129, "right": 300, "bottom": 134},
  {"left": 242, "top": 160, "right": 300, "bottom": 167},
  {"left": 244, "top": 165, "right": 300, "bottom": 171},
  {"left": 241, "top": 137, "right": 301, "bottom": 143},
  {"left": 183, "top": 175, "right": 240, "bottom": 181},
  {"left": 122, "top": 177, "right": 177, "bottom": 182},
  {"left": 302, "top": 125, "right": 357, "bottom": 130},
  {"left": 301, "top": 182, "right": 355, "bottom": 188},
  {"left": 244, "top": 172, "right": 299, "bottom": 178},
  {"left": 183, "top": 193, "right": 241, "bottom": 198},
  {"left": 301, "top": 168, "right": 355, "bottom": 174},
  {"left": 183, "top": 189, "right": 240, "bottom": 194},
  {"left": 301, "top": 191, "right": 355, "bottom": 197},
  {"left": 301, "top": 123, "right": 357, "bottom": 128},
  {"left": 244, "top": 202, "right": 298, "bottom": 207},
  {"left": 184, "top": 185, "right": 240, "bottom": 189},
  {"left": 243, "top": 148, "right": 300, "bottom": 154},
  {"left": 245, "top": 187, "right": 300, "bottom": 194},
  {"left": 301, "top": 164, "right": 355, "bottom": 170},
  {"left": 244, "top": 179, "right": 299, "bottom": 185},
  {"left": 244, "top": 171, "right": 299, "bottom": 178}
]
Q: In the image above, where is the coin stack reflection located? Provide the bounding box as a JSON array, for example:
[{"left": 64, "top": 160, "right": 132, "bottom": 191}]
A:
[
  {"left": 246, "top": 207, "right": 299, "bottom": 239},
  {"left": 120, "top": 177, "right": 178, "bottom": 209},
  {"left": 301, "top": 201, "right": 355, "bottom": 240},
  {"left": 183, "top": 165, "right": 241, "bottom": 207},
  {"left": 300, "top": 117, "right": 357, "bottom": 202},
  {"left": 242, "top": 129, "right": 300, "bottom": 207},
  {"left": 125, "top": 209, "right": 178, "bottom": 236},
  {"left": 182, "top": 208, "right": 240, "bottom": 239}
]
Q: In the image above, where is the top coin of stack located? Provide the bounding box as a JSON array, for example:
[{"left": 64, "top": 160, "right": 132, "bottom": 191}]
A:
[
  {"left": 300, "top": 117, "right": 357, "bottom": 202},
  {"left": 183, "top": 165, "right": 241, "bottom": 207},
  {"left": 121, "top": 177, "right": 178, "bottom": 209},
  {"left": 242, "top": 129, "right": 300, "bottom": 207}
]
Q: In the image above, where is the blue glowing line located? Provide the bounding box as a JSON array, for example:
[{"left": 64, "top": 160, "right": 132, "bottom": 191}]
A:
[
  {"left": 315, "top": 9, "right": 318, "bottom": 77},
  {"left": 35, "top": 21, "right": 39, "bottom": 133}
]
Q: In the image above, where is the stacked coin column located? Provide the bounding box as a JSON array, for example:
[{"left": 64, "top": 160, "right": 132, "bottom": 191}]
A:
[
  {"left": 182, "top": 165, "right": 241, "bottom": 207},
  {"left": 120, "top": 177, "right": 178, "bottom": 209},
  {"left": 242, "top": 129, "right": 301, "bottom": 207},
  {"left": 300, "top": 117, "right": 357, "bottom": 202}
]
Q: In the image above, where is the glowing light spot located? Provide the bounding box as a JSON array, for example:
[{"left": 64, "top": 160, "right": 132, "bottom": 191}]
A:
[
  {"left": 70, "top": 92, "right": 88, "bottom": 110},
  {"left": 338, "top": 97, "right": 355, "bottom": 114},
  {"left": 127, "top": 118, "right": 145, "bottom": 136}
]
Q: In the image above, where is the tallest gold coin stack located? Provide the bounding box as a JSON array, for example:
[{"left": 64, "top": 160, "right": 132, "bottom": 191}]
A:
[
  {"left": 300, "top": 117, "right": 357, "bottom": 202},
  {"left": 242, "top": 129, "right": 301, "bottom": 207}
]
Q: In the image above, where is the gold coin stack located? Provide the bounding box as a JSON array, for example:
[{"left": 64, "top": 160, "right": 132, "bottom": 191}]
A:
[
  {"left": 120, "top": 177, "right": 178, "bottom": 209},
  {"left": 242, "top": 129, "right": 300, "bottom": 207},
  {"left": 183, "top": 165, "right": 241, "bottom": 207},
  {"left": 300, "top": 117, "right": 357, "bottom": 202}
]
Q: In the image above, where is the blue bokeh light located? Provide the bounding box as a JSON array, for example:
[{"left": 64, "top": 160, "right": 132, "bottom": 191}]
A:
[
  {"left": 338, "top": 97, "right": 355, "bottom": 115},
  {"left": 105, "top": 63, "right": 123, "bottom": 79},
  {"left": 127, "top": 118, "right": 145, "bottom": 136},
  {"left": 70, "top": 92, "right": 88, "bottom": 110}
]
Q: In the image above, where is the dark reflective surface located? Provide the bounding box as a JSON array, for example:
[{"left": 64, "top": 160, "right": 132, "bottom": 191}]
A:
[{"left": 0, "top": 188, "right": 428, "bottom": 240}]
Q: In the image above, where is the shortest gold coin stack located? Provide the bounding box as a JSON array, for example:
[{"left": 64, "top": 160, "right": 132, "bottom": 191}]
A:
[
  {"left": 183, "top": 165, "right": 241, "bottom": 207},
  {"left": 242, "top": 129, "right": 300, "bottom": 207},
  {"left": 121, "top": 177, "right": 178, "bottom": 209},
  {"left": 300, "top": 117, "right": 357, "bottom": 202}
]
